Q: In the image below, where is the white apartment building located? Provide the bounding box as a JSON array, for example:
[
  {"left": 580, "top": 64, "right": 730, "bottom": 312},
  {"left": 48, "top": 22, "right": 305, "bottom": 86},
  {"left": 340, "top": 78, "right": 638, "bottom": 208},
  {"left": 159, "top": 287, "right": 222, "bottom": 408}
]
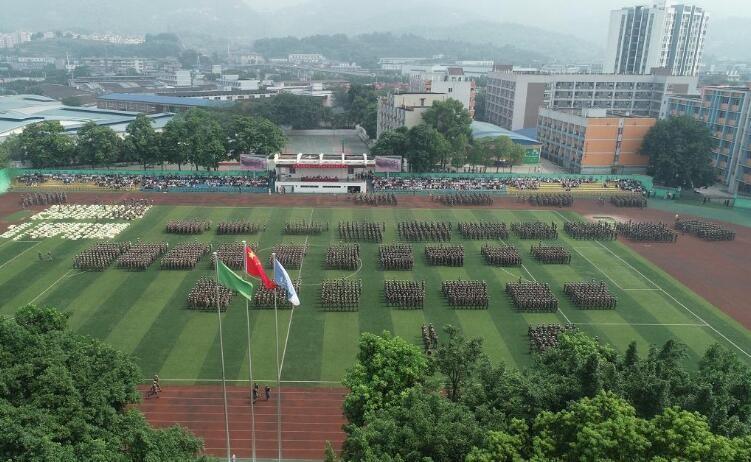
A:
[
  {"left": 484, "top": 69, "right": 698, "bottom": 131},
  {"left": 161, "top": 70, "right": 193, "bottom": 87},
  {"left": 376, "top": 92, "right": 448, "bottom": 138},
  {"left": 287, "top": 53, "right": 325, "bottom": 64},
  {"left": 408, "top": 67, "right": 476, "bottom": 118},
  {"left": 216, "top": 75, "right": 260, "bottom": 91},
  {"left": 604, "top": 1, "right": 709, "bottom": 76}
]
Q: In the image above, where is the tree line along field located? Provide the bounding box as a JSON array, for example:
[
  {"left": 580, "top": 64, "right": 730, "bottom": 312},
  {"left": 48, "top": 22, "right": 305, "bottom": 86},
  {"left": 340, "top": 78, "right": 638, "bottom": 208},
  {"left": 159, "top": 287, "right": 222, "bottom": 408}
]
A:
[{"left": 0, "top": 205, "right": 749, "bottom": 384}]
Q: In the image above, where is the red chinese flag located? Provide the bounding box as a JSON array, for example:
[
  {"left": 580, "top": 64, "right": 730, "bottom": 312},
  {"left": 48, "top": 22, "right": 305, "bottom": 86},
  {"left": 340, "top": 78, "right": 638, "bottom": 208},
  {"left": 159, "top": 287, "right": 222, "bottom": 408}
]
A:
[{"left": 245, "top": 246, "right": 276, "bottom": 289}]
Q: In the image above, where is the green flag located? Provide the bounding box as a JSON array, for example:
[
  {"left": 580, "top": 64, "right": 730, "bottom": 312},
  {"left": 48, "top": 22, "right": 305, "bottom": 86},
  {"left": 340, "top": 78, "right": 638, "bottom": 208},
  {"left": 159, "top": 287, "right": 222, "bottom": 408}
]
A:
[{"left": 217, "top": 260, "right": 254, "bottom": 301}]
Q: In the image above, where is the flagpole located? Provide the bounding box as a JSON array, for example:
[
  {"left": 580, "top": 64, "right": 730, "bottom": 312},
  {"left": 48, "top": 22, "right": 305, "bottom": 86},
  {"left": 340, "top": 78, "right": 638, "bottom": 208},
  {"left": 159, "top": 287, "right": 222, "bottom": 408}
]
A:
[
  {"left": 272, "top": 252, "right": 282, "bottom": 462},
  {"left": 213, "top": 251, "right": 232, "bottom": 462},
  {"left": 242, "top": 241, "right": 257, "bottom": 462}
]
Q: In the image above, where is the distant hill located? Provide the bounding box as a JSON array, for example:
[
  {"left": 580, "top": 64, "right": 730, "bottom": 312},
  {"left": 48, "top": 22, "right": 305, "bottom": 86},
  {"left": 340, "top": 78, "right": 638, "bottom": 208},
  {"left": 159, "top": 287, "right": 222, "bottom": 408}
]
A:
[
  {"left": 404, "top": 21, "right": 604, "bottom": 64},
  {"left": 252, "top": 33, "right": 550, "bottom": 67},
  {"left": 0, "top": 0, "right": 263, "bottom": 37}
]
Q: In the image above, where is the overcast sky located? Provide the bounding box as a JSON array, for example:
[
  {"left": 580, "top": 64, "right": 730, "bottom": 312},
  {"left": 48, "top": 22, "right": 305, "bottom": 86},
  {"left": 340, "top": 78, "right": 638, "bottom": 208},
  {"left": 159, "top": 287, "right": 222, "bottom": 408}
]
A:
[{"left": 250, "top": 0, "right": 748, "bottom": 40}]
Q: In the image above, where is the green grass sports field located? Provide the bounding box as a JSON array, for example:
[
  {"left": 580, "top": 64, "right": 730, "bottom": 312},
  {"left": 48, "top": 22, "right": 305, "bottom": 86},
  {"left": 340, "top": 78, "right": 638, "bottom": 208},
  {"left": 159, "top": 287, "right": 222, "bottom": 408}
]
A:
[{"left": 1, "top": 205, "right": 750, "bottom": 384}]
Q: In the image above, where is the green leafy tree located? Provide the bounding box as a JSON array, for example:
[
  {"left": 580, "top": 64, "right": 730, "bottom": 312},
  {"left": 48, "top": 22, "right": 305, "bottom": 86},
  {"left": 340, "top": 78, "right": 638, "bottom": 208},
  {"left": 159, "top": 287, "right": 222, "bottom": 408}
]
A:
[
  {"left": 228, "top": 115, "right": 286, "bottom": 158},
  {"left": 75, "top": 121, "right": 122, "bottom": 167},
  {"left": 123, "top": 114, "right": 158, "bottom": 169},
  {"left": 531, "top": 391, "right": 651, "bottom": 461},
  {"left": 687, "top": 344, "right": 751, "bottom": 436},
  {"left": 61, "top": 96, "right": 83, "bottom": 106},
  {"left": 182, "top": 109, "right": 228, "bottom": 170},
  {"left": 642, "top": 116, "right": 716, "bottom": 188},
  {"left": 342, "top": 389, "right": 483, "bottom": 462},
  {"left": 18, "top": 121, "right": 75, "bottom": 167},
  {"left": 371, "top": 128, "right": 408, "bottom": 157},
  {"left": 342, "top": 331, "right": 430, "bottom": 427},
  {"left": 465, "top": 420, "right": 528, "bottom": 462},
  {"left": 246, "top": 93, "right": 326, "bottom": 129},
  {"left": 404, "top": 124, "right": 450, "bottom": 173},
  {"left": 0, "top": 305, "right": 205, "bottom": 461},
  {"left": 435, "top": 325, "right": 484, "bottom": 402},
  {"left": 159, "top": 117, "right": 188, "bottom": 170},
  {"left": 422, "top": 99, "right": 473, "bottom": 168}
]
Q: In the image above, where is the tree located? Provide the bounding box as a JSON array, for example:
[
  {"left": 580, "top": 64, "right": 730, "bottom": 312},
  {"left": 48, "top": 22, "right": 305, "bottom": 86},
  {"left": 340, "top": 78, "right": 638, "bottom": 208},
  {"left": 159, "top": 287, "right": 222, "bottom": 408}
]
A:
[
  {"left": 228, "top": 115, "right": 286, "bottom": 158},
  {"left": 182, "top": 109, "right": 228, "bottom": 170},
  {"left": 61, "top": 96, "right": 83, "bottom": 106},
  {"left": 465, "top": 420, "right": 528, "bottom": 462},
  {"left": 159, "top": 117, "right": 188, "bottom": 170},
  {"left": 123, "top": 114, "right": 158, "bottom": 169},
  {"left": 434, "top": 325, "right": 483, "bottom": 402},
  {"left": 246, "top": 93, "right": 326, "bottom": 129},
  {"left": 342, "top": 331, "right": 430, "bottom": 427},
  {"left": 422, "top": 99, "right": 473, "bottom": 168},
  {"left": 18, "top": 121, "right": 75, "bottom": 167},
  {"left": 342, "top": 389, "right": 483, "bottom": 462},
  {"left": 642, "top": 116, "right": 716, "bottom": 188},
  {"left": 0, "top": 305, "right": 206, "bottom": 461},
  {"left": 404, "top": 124, "right": 450, "bottom": 173},
  {"left": 531, "top": 391, "right": 651, "bottom": 461},
  {"left": 75, "top": 122, "right": 122, "bottom": 167},
  {"left": 371, "top": 128, "right": 408, "bottom": 157},
  {"left": 687, "top": 344, "right": 751, "bottom": 436}
]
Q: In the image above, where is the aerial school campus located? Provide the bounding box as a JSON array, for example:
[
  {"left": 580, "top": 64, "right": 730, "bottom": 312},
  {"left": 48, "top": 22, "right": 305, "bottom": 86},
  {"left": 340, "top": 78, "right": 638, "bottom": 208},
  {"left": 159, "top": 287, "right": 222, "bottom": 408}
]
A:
[{"left": 1, "top": 123, "right": 751, "bottom": 460}]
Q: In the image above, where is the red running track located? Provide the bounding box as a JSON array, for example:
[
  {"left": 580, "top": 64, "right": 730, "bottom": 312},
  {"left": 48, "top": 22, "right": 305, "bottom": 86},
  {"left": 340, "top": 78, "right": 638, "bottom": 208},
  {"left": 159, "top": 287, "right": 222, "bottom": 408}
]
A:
[{"left": 136, "top": 385, "right": 347, "bottom": 460}]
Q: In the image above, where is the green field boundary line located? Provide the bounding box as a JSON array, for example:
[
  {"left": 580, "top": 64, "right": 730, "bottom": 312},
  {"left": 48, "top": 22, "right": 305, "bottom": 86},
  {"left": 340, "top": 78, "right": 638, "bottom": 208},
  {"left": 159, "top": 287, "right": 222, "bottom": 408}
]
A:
[
  {"left": 26, "top": 268, "right": 76, "bottom": 305},
  {"left": 0, "top": 241, "right": 42, "bottom": 270},
  {"left": 551, "top": 210, "right": 749, "bottom": 359}
]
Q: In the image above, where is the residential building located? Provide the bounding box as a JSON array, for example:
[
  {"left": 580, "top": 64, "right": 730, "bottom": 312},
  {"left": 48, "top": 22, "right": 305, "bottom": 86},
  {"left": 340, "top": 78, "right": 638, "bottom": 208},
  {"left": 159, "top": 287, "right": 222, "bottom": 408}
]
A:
[
  {"left": 216, "top": 75, "right": 260, "bottom": 91},
  {"left": 161, "top": 70, "right": 193, "bottom": 87},
  {"left": 668, "top": 86, "right": 751, "bottom": 194},
  {"left": 604, "top": 1, "right": 709, "bottom": 76},
  {"left": 537, "top": 108, "right": 656, "bottom": 174},
  {"left": 80, "top": 57, "right": 156, "bottom": 75},
  {"left": 287, "top": 53, "right": 325, "bottom": 64},
  {"left": 376, "top": 92, "right": 448, "bottom": 138},
  {"left": 484, "top": 68, "right": 697, "bottom": 131},
  {"left": 409, "top": 67, "right": 476, "bottom": 118}
]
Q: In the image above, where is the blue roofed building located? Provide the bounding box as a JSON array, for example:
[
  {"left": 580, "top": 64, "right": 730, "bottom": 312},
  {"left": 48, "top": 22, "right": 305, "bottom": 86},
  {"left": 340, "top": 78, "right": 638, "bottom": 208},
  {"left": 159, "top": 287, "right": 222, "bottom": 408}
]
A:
[
  {"left": 96, "top": 93, "right": 230, "bottom": 114},
  {"left": 0, "top": 94, "right": 173, "bottom": 140},
  {"left": 470, "top": 120, "right": 541, "bottom": 164}
]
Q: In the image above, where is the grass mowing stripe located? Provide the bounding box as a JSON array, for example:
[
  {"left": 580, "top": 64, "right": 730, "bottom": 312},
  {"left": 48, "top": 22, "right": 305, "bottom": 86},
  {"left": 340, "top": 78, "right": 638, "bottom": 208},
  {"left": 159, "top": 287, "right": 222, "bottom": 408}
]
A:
[
  {"left": 280, "top": 207, "right": 330, "bottom": 382},
  {"left": 197, "top": 207, "right": 315, "bottom": 382},
  {"left": 0, "top": 240, "right": 40, "bottom": 267},
  {"left": 395, "top": 207, "right": 464, "bottom": 352},
  {"left": 0, "top": 239, "right": 86, "bottom": 312},
  {"left": 355, "top": 207, "right": 395, "bottom": 337},
  {"left": 237, "top": 207, "right": 293, "bottom": 381},
  {"left": 315, "top": 207, "right": 363, "bottom": 381}
]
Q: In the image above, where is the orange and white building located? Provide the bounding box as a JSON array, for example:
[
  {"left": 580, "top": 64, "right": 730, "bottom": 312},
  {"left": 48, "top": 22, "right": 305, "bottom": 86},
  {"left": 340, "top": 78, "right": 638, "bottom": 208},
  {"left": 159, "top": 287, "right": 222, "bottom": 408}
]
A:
[{"left": 537, "top": 108, "right": 656, "bottom": 174}]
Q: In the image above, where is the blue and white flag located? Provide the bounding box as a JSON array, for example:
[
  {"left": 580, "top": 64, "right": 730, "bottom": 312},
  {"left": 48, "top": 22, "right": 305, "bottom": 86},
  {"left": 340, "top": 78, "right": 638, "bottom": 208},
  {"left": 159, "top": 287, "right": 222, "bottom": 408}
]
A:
[{"left": 273, "top": 258, "right": 300, "bottom": 306}]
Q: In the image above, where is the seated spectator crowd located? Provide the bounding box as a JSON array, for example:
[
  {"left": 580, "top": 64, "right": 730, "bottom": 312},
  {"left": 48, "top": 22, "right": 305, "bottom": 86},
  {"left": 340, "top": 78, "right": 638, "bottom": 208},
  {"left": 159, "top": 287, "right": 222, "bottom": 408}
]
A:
[
  {"left": 16, "top": 173, "right": 270, "bottom": 190},
  {"left": 372, "top": 176, "right": 645, "bottom": 193}
]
